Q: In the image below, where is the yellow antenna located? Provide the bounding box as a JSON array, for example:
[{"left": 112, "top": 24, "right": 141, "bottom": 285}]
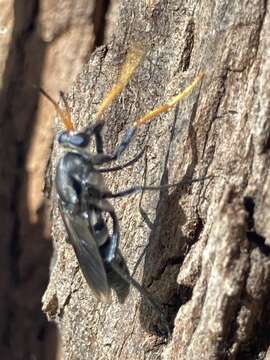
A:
[
  {"left": 95, "top": 45, "right": 144, "bottom": 120},
  {"left": 39, "top": 88, "right": 75, "bottom": 131},
  {"left": 134, "top": 73, "right": 204, "bottom": 128}
]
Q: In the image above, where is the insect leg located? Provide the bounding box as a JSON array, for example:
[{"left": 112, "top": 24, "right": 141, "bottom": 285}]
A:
[
  {"left": 104, "top": 209, "right": 119, "bottom": 263},
  {"left": 91, "top": 127, "right": 137, "bottom": 166},
  {"left": 86, "top": 198, "right": 120, "bottom": 263},
  {"left": 102, "top": 175, "right": 213, "bottom": 199},
  {"left": 102, "top": 250, "right": 130, "bottom": 303},
  {"left": 82, "top": 120, "right": 105, "bottom": 153},
  {"left": 99, "top": 146, "right": 146, "bottom": 173}
]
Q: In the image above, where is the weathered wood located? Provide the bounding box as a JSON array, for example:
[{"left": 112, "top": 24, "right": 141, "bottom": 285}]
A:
[
  {"left": 0, "top": 0, "right": 97, "bottom": 358},
  {"left": 43, "top": 0, "right": 270, "bottom": 359}
]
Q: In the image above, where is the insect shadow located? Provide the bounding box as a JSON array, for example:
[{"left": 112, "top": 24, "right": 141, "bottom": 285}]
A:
[{"left": 135, "top": 100, "right": 205, "bottom": 335}]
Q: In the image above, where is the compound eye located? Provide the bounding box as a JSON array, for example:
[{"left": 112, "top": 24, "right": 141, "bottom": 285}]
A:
[
  {"left": 58, "top": 131, "right": 89, "bottom": 147},
  {"left": 70, "top": 133, "right": 89, "bottom": 147}
]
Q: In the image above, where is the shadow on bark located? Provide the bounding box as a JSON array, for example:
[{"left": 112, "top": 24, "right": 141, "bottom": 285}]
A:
[
  {"left": 0, "top": 1, "right": 57, "bottom": 359},
  {"left": 137, "top": 100, "right": 204, "bottom": 335}
]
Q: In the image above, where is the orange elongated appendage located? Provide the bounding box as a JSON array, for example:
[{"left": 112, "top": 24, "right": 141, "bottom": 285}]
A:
[
  {"left": 39, "top": 88, "right": 74, "bottom": 132},
  {"left": 134, "top": 73, "right": 204, "bottom": 128},
  {"left": 95, "top": 45, "right": 144, "bottom": 120}
]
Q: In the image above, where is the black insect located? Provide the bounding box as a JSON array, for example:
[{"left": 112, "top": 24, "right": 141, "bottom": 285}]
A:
[{"left": 40, "top": 46, "right": 204, "bottom": 335}]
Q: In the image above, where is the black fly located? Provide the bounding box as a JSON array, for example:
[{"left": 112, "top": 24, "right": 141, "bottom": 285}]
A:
[{"left": 40, "top": 46, "right": 204, "bottom": 335}]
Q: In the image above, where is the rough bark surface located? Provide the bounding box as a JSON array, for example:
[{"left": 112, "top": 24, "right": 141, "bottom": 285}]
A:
[{"left": 43, "top": 0, "right": 270, "bottom": 359}]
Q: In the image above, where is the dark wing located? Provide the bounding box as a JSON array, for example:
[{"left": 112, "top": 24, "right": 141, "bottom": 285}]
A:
[{"left": 59, "top": 202, "right": 111, "bottom": 303}]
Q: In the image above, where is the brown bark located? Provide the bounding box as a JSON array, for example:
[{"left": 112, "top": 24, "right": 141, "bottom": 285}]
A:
[
  {"left": 43, "top": 0, "right": 270, "bottom": 359},
  {"left": 0, "top": 0, "right": 110, "bottom": 359}
]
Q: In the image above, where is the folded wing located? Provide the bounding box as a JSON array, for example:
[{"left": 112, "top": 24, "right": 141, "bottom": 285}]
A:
[{"left": 59, "top": 202, "right": 111, "bottom": 303}]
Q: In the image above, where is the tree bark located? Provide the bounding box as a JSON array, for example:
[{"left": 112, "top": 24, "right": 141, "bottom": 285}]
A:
[{"left": 43, "top": 0, "right": 270, "bottom": 359}]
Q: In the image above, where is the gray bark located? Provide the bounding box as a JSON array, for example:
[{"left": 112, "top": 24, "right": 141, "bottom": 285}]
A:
[{"left": 43, "top": 0, "right": 270, "bottom": 359}]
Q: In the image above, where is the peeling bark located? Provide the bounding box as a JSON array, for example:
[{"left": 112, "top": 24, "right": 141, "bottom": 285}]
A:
[{"left": 43, "top": 0, "right": 270, "bottom": 359}]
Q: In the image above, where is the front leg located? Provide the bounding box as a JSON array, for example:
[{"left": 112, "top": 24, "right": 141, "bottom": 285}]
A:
[
  {"left": 84, "top": 119, "right": 135, "bottom": 158},
  {"left": 91, "top": 127, "right": 137, "bottom": 165},
  {"left": 84, "top": 120, "right": 105, "bottom": 154}
]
